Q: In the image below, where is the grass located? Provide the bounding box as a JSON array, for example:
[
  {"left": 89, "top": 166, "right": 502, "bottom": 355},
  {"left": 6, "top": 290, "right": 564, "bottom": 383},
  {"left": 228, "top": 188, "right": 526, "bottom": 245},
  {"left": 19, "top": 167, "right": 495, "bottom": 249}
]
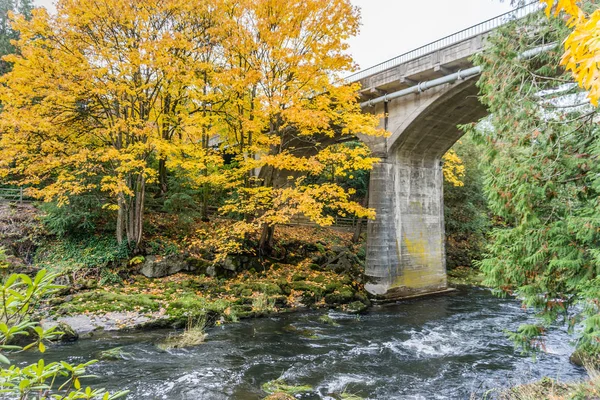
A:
[
  {"left": 158, "top": 316, "right": 208, "bottom": 350},
  {"left": 252, "top": 293, "right": 277, "bottom": 314},
  {"left": 489, "top": 366, "right": 600, "bottom": 400}
]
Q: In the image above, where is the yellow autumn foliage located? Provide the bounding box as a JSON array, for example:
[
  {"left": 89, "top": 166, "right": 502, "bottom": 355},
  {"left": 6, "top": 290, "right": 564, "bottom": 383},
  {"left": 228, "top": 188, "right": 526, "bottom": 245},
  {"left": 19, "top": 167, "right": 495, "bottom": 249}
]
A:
[
  {"left": 541, "top": 0, "right": 600, "bottom": 106},
  {"left": 442, "top": 150, "right": 465, "bottom": 187},
  {"left": 0, "top": 0, "right": 385, "bottom": 253}
]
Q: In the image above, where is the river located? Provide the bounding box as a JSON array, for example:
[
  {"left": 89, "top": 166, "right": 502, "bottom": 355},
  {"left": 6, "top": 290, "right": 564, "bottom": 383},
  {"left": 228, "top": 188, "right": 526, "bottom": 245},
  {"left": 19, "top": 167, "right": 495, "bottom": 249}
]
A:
[{"left": 16, "top": 287, "right": 587, "bottom": 399}]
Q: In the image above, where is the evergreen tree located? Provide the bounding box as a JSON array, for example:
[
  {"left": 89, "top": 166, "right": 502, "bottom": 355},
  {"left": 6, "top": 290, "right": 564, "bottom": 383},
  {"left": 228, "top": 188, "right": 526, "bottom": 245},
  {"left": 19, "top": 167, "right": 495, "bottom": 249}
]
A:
[
  {"left": 0, "top": 0, "right": 31, "bottom": 75},
  {"left": 444, "top": 133, "right": 489, "bottom": 270},
  {"left": 470, "top": 3, "right": 600, "bottom": 357}
]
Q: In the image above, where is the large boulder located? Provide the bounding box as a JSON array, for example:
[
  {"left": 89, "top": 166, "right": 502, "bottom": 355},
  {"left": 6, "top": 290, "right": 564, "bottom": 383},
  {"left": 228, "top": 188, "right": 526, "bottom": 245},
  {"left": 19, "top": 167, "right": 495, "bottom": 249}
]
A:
[{"left": 141, "top": 254, "right": 191, "bottom": 278}]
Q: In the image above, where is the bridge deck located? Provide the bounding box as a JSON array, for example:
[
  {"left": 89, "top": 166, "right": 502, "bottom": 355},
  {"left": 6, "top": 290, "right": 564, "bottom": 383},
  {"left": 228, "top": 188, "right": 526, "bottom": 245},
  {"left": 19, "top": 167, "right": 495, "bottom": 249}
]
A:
[{"left": 351, "top": 2, "right": 541, "bottom": 101}]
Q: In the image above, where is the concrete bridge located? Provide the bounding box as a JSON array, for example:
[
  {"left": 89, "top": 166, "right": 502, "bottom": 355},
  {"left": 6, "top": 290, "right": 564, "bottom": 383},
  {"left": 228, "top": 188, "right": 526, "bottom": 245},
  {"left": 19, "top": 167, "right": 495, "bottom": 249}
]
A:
[{"left": 353, "top": 3, "right": 540, "bottom": 300}]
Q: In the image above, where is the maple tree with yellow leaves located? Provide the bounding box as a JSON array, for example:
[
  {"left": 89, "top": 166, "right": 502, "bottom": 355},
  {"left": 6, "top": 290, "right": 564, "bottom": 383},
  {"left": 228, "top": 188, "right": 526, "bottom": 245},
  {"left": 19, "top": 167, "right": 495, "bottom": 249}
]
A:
[
  {"left": 541, "top": 0, "right": 600, "bottom": 106},
  {"left": 204, "top": 0, "right": 385, "bottom": 251},
  {"left": 0, "top": 0, "right": 384, "bottom": 252}
]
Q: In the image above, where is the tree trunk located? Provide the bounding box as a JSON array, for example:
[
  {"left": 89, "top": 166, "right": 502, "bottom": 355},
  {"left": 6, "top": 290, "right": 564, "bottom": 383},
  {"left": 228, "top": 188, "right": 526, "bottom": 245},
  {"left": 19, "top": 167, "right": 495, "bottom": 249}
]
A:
[
  {"left": 258, "top": 223, "right": 275, "bottom": 254},
  {"left": 201, "top": 185, "right": 210, "bottom": 222},
  {"left": 116, "top": 193, "right": 125, "bottom": 245},
  {"left": 115, "top": 174, "right": 146, "bottom": 252},
  {"left": 127, "top": 174, "right": 145, "bottom": 250},
  {"left": 201, "top": 132, "right": 210, "bottom": 222},
  {"left": 158, "top": 158, "right": 168, "bottom": 196}
]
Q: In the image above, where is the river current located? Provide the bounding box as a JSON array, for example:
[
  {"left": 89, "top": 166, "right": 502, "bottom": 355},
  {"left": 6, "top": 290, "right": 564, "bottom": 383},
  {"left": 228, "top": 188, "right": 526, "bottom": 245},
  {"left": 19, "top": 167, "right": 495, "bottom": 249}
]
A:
[{"left": 16, "top": 287, "right": 587, "bottom": 399}]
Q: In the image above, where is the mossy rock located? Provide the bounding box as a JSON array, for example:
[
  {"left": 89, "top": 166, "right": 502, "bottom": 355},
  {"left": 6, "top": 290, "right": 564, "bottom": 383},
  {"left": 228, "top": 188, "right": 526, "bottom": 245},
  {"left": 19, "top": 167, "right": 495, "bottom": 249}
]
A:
[
  {"left": 272, "top": 295, "right": 288, "bottom": 306},
  {"left": 310, "top": 255, "right": 327, "bottom": 265},
  {"left": 166, "top": 296, "right": 209, "bottom": 319},
  {"left": 249, "top": 282, "right": 282, "bottom": 295},
  {"left": 290, "top": 281, "right": 322, "bottom": 294},
  {"left": 168, "top": 295, "right": 206, "bottom": 310},
  {"left": 57, "top": 322, "right": 78, "bottom": 342},
  {"left": 324, "top": 282, "right": 344, "bottom": 294},
  {"left": 57, "top": 291, "right": 160, "bottom": 315},
  {"left": 312, "top": 275, "right": 326, "bottom": 284},
  {"left": 186, "top": 257, "right": 209, "bottom": 274},
  {"left": 569, "top": 349, "right": 599, "bottom": 367},
  {"left": 315, "top": 243, "right": 326, "bottom": 254},
  {"left": 340, "top": 275, "right": 353, "bottom": 285},
  {"left": 262, "top": 379, "right": 312, "bottom": 395},
  {"left": 234, "top": 296, "right": 254, "bottom": 305},
  {"left": 318, "top": 314, "right": 340, "bottom": 326},
  {"left": 289, "top": 282, "right": 323, "bottom": 305},
  {"left": 345, "top": 301, "right": 368, "bottom": 314},
  {"left": 98, "top": 346, "right": 131, "bottom": 361},
  {"left": 278, "top": 283, "right": 292, "bottom": 296},
  {"left": 324, "top": 288, "right": 354, "bottom": 305},
  {"left": 291, "top": 273, "right": 307, "bottom": 282},
  {"left": 282, "top": 325, "right": 318, "bottom": 339},
  {"left": 353, "top": 292, "right": 371, "bottom": 307}
]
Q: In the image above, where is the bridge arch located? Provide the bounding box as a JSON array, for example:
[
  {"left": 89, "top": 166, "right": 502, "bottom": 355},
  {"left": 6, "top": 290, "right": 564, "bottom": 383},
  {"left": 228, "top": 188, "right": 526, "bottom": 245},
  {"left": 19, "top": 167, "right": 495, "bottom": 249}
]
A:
[{"left": 359, "top": 77, "right": 488, "bottom": 300}]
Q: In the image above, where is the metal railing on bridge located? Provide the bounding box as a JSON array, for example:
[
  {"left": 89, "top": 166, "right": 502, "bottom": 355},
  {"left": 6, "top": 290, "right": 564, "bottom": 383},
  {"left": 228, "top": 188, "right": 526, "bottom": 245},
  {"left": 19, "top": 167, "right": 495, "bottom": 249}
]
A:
[
  {"left": 344, "top": 1, "right": 542, "bottom": 83},
  {"left": 0, "top": 187, "right": 31, "bottom": 203}
]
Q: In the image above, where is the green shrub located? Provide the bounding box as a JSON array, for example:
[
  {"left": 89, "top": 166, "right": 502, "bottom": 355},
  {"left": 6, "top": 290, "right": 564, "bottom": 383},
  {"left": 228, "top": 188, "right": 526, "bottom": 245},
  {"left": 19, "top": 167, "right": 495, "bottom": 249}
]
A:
[
  {"left": 100, "top": 269, "right": 123, "bottom": 286},
  {"left": 147, "top": 238, "right": 180, "bottom": 256},
  {"left": 40, "top": 196, "right": 107, "bottom": 237},
  {"left": 35, "top": 234, "right": 130, "bottom": 272},
  {"left": 0, "top": 270, "right": 128, "bottom": 399}
]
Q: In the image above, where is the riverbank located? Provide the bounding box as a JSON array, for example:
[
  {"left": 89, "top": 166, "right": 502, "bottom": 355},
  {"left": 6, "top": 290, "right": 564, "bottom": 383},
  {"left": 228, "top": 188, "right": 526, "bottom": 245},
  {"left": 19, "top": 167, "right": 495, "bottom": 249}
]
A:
[
  {"left": 39, "top": 251, "right": 491, "bottom": 337},
  {"left": 41, "top": 255, "right": 487, "bottom": 337},
  {"left": 38, "top": 224, "right": 371, "bottom": 336},
  {"left": 42, "top": 262, "right": 369, "bottom": 335}
]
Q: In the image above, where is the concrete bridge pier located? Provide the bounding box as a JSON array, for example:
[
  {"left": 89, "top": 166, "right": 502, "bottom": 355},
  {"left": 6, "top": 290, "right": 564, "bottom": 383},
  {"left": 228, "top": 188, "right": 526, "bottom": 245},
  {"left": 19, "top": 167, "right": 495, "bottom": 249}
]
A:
[
  {"left": 358, "top": 78, "right": 486, "bottom": 300},
  {"left": 365, "top": 152, "right": 447, "bottom": 300}
]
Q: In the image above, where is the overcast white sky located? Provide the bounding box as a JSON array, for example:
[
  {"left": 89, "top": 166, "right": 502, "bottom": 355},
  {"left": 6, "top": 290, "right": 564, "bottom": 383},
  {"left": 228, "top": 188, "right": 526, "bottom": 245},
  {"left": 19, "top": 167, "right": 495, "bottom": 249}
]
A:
[{"left": 34, "top": 0, "right": 513, "bottom": 71}]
